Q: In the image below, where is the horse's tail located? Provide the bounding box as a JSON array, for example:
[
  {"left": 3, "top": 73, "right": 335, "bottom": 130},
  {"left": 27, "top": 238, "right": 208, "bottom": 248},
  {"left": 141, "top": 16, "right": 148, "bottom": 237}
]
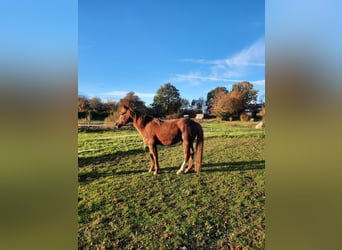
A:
[{"left": 195, "top": 123, "right": 204, "bottom": 172}]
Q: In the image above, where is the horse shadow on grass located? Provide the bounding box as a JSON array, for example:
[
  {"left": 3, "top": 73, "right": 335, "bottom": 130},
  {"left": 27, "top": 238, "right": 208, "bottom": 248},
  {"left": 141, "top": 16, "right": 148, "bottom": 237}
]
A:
[
  {"left": 162, "top": 160, "right": 265, "bottom": 173},
  {"left": 201, "top": 160, "right": 265, "bottom": 173},
  {"left": 78, "top": 168, "right": 148, "bottom": 184},
  {"left": 78, "top": 148, "right": 147, "bottom": 183},
  {"left": 78, "top": 149, "right": 265, "bottom": 183},
  {"left": 78, "top": 148, "right": 146, "bottom": 168}
]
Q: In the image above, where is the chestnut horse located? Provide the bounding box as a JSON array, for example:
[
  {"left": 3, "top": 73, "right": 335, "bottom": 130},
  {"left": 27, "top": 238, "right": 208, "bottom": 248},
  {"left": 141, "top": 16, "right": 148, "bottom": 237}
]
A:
[{"left": 115, "top": 106, "right": 204, "bottom": 174}]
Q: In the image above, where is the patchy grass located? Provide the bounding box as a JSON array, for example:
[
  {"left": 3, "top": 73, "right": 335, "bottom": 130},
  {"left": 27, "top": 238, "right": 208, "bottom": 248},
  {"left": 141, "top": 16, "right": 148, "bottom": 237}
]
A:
[{"left": 78, "top": 121, "right": 265, "bottom": 249}]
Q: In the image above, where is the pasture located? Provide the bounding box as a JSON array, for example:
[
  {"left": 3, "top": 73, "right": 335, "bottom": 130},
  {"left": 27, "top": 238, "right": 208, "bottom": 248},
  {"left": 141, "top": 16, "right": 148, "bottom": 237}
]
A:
[{"left": 78, "top": 121, "right": 265, "bottom": 249}]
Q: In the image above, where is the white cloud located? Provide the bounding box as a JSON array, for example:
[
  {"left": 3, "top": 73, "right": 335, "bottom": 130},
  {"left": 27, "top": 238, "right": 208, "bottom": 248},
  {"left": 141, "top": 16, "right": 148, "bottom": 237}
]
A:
[
  {"left": 172, "top": 74, "right": 265, "bottom": 91},
  {"left": 172, "top": 73, "right": 245, "bottom": 83},
  {"left": 135, "top": 92, "right": 155, "bottom": 98},
  {"left": 182, "top": 58, "right": 217, "bottom": 65},
  {"left": 250, "top": 80, "right": 265, "bottom": 86},
  {"left": 104, "top": 91, "right": 128, "bottom": 96},
  {"left": 211, "top": 37, "right": 264, "bottom": 79},
  {"left": 175, "top": 37, "right": 265, "bottom": 84},
  {"left": 222, "top": 37, "right": 265, "bottom": 67},
  {"left": 182, "top": 37, "right": 265, "bottom": 67}
]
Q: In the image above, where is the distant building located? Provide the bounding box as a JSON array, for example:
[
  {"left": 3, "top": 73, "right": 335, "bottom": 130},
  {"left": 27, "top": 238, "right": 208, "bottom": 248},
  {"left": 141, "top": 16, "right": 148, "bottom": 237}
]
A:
[{"left": 245, "top": 103, "right": 265, "bottom": 119}]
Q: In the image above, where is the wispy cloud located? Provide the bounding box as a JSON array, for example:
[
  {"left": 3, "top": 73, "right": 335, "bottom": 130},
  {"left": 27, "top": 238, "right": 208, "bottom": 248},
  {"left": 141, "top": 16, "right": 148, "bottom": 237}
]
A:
[
  {"left": 220, "top": 37, "right": 265, "bottom": 67},
  {"left": 103, "top": 91, "right": 155, "bottom": 98},
  {"left": 172, "top": 73, "right": 246, "bottom": 83},
  {"left": 182, "top": 58, "right": 217, "bottom": 65},
  {"left": 171, "top": 74, "right": 265, "bottom": 88},
  {"left": 184, "top": 37, "right": 265, "bottom": 67},
  {"left": 174, "top": 37, "right": 265, "bottom": 85},
  {"left": 250, "top": 80, "right": 265, "bottom": 86}
]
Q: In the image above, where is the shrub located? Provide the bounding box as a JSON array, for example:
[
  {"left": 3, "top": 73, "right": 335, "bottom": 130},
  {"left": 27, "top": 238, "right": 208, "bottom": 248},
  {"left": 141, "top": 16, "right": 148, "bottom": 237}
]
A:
[{"left": 104, "top": 112, "right": 119, "bottom": 128}]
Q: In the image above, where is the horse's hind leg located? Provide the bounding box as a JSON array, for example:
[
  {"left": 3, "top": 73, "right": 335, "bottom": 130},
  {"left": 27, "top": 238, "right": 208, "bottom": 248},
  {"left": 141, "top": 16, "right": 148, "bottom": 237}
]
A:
[
  {"left": 176, "top": 161, "right": 187, "bottom": 174},
  {"left": 184, "top": 144, "right": 194, "bottom": 173},
  {"left": 177, "top": 141, "right": 191, "bottom": 174}
]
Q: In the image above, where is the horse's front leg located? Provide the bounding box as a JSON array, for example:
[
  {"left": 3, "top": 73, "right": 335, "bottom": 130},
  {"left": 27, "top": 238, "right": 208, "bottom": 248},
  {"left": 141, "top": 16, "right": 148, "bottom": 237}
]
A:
[
  {"left": 148, "top": 144, "right": 160, "bottom": 175},
  {"left": 149, "top": 153, "right": 155, "bottom": 173}
]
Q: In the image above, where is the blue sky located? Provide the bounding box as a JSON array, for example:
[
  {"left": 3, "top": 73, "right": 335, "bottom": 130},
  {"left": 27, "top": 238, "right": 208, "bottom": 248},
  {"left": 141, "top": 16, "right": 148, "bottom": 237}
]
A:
[
  {"left": 79, "top": 0, "right": 265, "bottom": 105},
  {"left": 0, "top": 0, "right": 77, "bottom": 71}
]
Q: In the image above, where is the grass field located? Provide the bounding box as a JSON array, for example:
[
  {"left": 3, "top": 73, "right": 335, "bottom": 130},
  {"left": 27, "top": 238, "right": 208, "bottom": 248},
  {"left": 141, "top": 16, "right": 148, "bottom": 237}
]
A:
[{"left": 78, "top": 121, "right": 265, "bottom": 249}]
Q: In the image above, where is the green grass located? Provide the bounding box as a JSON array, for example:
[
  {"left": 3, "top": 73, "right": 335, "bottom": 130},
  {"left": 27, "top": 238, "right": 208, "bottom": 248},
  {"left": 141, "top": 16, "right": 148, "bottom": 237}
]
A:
[{"left": 78, "top": 121, "right": 265, "bottom": 249}]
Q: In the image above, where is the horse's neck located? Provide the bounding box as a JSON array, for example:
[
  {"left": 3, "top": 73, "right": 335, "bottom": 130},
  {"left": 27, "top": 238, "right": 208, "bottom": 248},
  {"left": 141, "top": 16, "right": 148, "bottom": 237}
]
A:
[
  {"left": 133, "top": 113, "right": 156, "bottom": 130},
  {"left": 132, "top": 113, "right": 147, "bottom": 130}
]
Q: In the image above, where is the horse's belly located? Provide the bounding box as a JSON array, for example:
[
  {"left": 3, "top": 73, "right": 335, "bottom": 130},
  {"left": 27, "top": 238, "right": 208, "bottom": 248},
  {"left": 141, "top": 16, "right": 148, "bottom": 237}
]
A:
[
  {"left": 158, "top": 133, "right": 181, "bottom": 146},
  {"left": 160, "top": 138, "right": 181, "bottom": 146}
]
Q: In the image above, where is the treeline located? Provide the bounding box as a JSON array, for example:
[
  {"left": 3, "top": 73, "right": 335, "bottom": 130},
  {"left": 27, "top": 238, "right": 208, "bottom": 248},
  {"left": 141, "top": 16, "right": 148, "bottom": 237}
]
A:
[{"left": 78, "top": 81, "right": 264, "bottom": 122}]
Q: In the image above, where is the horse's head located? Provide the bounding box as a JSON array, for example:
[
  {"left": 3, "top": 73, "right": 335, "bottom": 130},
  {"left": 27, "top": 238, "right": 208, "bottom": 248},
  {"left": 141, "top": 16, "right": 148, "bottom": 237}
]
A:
[{"left": 115, "top": 105, "right": 134, "bottom": 128}]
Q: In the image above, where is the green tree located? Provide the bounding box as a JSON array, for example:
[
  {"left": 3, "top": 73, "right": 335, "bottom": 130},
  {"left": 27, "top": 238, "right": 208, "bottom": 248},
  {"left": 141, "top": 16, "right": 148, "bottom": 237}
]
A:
[
  {"left": 153, "top": 83, "right": 182, "bottom": 116},
  {"left": 206, "top": 87, "right": 228, "bottom": 114},
  {"left": 232, "top": 81, "right": 258, "bottom": 108}
]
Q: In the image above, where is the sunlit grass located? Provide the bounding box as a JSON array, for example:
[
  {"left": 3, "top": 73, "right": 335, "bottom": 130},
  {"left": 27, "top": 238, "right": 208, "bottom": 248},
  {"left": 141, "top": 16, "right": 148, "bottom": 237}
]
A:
[{"left": 78, "top": 121, "right": 265, "bottom": 249}]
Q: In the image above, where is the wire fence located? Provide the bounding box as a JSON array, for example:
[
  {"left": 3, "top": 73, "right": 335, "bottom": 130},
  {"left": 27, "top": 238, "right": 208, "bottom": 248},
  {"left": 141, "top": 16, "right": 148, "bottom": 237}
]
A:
[{"left": 78, "top": 131, "right": 145, "bottom": 154}]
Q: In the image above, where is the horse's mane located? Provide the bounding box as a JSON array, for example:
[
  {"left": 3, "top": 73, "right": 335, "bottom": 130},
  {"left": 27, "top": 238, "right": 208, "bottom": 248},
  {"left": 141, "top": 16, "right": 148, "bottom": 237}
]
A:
[{"left": 132, "top": 109, "right": 163, "bottom": 126}]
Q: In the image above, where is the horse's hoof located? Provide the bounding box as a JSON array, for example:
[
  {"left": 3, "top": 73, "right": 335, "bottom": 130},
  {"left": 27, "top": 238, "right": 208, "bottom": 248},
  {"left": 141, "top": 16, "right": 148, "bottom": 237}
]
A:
[{"left": 176, "top": 170, "right": 184, "bottom": 174}]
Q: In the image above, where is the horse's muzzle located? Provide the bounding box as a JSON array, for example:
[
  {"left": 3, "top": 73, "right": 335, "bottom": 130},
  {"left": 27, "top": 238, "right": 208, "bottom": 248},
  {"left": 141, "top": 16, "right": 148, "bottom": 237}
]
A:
[{"left": 115, "top": 123, "right": 122, "bottom": 129}]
